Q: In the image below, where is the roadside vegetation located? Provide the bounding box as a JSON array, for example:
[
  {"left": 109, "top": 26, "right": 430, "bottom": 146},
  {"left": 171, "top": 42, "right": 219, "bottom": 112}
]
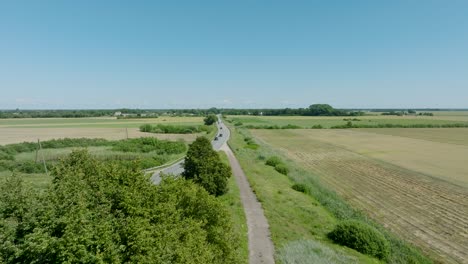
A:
[
  {"left": 0, "top": 137, "right": 187, "bottom": 176},
  {"left": 140, "top": 124, "right": 214, "bottom": 134},
  {"left": 0, "top": 150, "right": 241, "bottom": 263},
  {"left": 227, "top": 125, "right": 432, "bottom": 263}
]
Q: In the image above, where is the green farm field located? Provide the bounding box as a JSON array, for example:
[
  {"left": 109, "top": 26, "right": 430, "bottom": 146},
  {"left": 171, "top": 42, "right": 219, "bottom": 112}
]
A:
[
  {"left": 249, "top": 128, "right": 468, "bottom": 263},
  {"left": 228, "top": 112, "right": 468, "bottom": 128}
]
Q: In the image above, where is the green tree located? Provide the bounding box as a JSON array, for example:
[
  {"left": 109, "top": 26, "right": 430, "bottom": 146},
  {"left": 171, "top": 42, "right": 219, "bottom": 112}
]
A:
[
  {"left": 204, "top": 114, "right": 218, "bottom": 126},
  {"left": 0, "top": 150, "right": 240, "bottom": 263},
  {"left": 183, "top": 137, "right": 231, "bottom": 196}
]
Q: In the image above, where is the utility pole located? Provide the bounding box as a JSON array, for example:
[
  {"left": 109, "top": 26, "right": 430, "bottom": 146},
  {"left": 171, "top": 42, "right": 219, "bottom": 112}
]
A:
[{"left": 126, "top": 128, "right": 129, "bottom": 140}]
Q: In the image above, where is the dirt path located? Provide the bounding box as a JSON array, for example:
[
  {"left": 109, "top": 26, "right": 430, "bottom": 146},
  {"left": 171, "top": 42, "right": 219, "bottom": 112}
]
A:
[{"left": 220, "top": 143, "right": 275, "bottom": 264}]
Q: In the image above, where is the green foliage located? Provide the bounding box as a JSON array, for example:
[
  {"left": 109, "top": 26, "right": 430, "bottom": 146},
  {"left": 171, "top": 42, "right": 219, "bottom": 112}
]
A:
[
  {"left": 243, "top": 137, "right": 259, "bottom": 150},
  {"left": 265, "top": 156, "right": 282, "bottom": 167},
  {"left": 281, "top": 124, "right": 302, "bottom": 129},
  {"left": 183, "top": 137, "right": 232, "bottom": 196},
  {"left": 140, "top": 124, "right": 213, "bottom": 134},
  {"left": 328, "top": 220, "right": 390, "bottom": 260},
  {"left": 274, "top": 163, "right": 289, "bottom": 175},
  {"left": 418, "top": 112, "right": 434, "bottom": 116},
  {"left": 0, "top": 150, "right": 240, "bottom": 263},
  {"left": 111, "top": 137, "right": 186, "bottom": 154},
  {"left": 204, "top": 114, "right": 218, "bottom": 126},
  {"left": 0, "top": 138, "right": 109, "bottom": 158},
  {"left": 140, "top": 123, "right": 152, "bottom": 132},
  {"left": 0, "top": 137, "right": 187, "bottom": 174},
  {"left": 291, "top": 183, "right": 307, "bottom": 193}
]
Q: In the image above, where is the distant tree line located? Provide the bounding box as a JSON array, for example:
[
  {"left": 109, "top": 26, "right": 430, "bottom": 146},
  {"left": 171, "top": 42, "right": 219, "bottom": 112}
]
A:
[
  {"left": 220, "top": 104, "right": 364, "bottom": 116},
  {"left": 3, "top": 105, "right": 461, "bottom": 119},
  {"left": 0, "top": 109, "right": 220, "bottom": 119}
]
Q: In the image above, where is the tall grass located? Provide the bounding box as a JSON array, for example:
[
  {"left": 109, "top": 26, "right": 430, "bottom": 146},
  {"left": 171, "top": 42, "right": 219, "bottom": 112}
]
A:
[{"left": 277, "top": 239, "right": 358, "bottom": 264}]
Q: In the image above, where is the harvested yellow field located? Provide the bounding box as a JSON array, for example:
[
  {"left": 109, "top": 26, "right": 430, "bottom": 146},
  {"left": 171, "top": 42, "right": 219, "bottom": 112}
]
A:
[
  {"left": 0, "top": 127, "right": 197, "bottom": 145},
  {"left": 358, "top": 128, "right": 468, "bottom": 146},
  {"left": 279, "top": 129, "right": 468, "bottom": 188},
  {"left": 251, "top": 129, "right": 468, "bottom": 264}
]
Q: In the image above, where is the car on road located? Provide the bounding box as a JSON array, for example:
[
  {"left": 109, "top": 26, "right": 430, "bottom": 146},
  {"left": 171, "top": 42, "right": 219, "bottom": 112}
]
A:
[
  {"left": 219, "top": 134, "right": 223, "bottom": 137},
  {"left": 214, "top": 136, "right": 218, "bottom": 141}
]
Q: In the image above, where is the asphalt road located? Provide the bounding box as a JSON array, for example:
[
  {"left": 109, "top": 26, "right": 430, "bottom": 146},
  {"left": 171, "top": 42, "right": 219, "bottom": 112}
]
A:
[{"left": 150, "top": 116, "right": 229, "bottom": 184}]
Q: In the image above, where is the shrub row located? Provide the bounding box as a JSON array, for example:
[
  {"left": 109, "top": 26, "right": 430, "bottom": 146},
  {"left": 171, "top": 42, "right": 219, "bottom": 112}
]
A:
[
  {"left": 111, "top": 137, "right": 186, "bottom": 154},
  {"left": 0, "top": 138, "right": 111, "bottom": 161},
  {"left": 265, "top": 156, "right": 289, "bottom": 175},
  {"left": 0, "top": 137, "right": 187, "bottom": 173},
  {"left": 140, "top": 124, "right": 213, "bottom": 134},
  {"left": 331, "top": 122, "right": 468, "bottom": 129},
  {"left": 244, "top": 124, "right": 303, "bottom": 129}
]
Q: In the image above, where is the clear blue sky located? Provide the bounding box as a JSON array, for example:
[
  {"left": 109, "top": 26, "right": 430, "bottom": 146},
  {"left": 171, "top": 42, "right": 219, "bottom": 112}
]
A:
[{"left": 1, "top": 0, "right": 467, "bottom": 109}]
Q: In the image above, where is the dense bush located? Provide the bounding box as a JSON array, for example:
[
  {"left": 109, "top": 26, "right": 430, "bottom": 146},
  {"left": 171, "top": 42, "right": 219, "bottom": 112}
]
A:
[
  {"left": 328, "top": 220, "right": 390, "bottom": 260},
  {"left": 274, "top": 163, "right": 289, "bottom": 175},
  {"left": 140, "top": 123, "right": 152, "bottom": 132},
  {"left": 244, "top": 137, "right": 259, "bottom": 150},
  {"left": 291, "top": 183, "right": 307, "bottom": 193},
  {"left": 183, "top": 137, "right": 231, "bottom": 196},
  {"left": 0, "top": 151, "right": 240, "bottom": 263},
  {"left": 265, "top": 156, "right": 282, "bottom": 167},
  {"left": 204, "top": 114, "right": 218, "bottom": 125},
  {"left": 15, "top": 161, "right": 44, "bottom": 173}
]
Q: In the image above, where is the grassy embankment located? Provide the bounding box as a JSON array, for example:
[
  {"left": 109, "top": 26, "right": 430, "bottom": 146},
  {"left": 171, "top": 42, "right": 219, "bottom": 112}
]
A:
[{"left": 227, "top": 124, "right": 432, "bottom": 263}]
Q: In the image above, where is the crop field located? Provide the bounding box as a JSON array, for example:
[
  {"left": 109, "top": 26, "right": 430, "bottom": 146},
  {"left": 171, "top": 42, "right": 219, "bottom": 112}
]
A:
[
  {"left": 228, "top": 114, "right": 468, "bottom": 129},
  {"left": 0, "top": 116, "right": 203, "bottom": 128},
  {"left": 357, "top": 128, "right": 468, "bottom": 146},
  {"left": 0, "top": 127, "right": 199, "bottom": 145},
  {"left": 0, "top": 116, "right": 207, "bottom": 145},
  {"left": 250, "top": 129, "right": 468, "bottom": 263}
]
